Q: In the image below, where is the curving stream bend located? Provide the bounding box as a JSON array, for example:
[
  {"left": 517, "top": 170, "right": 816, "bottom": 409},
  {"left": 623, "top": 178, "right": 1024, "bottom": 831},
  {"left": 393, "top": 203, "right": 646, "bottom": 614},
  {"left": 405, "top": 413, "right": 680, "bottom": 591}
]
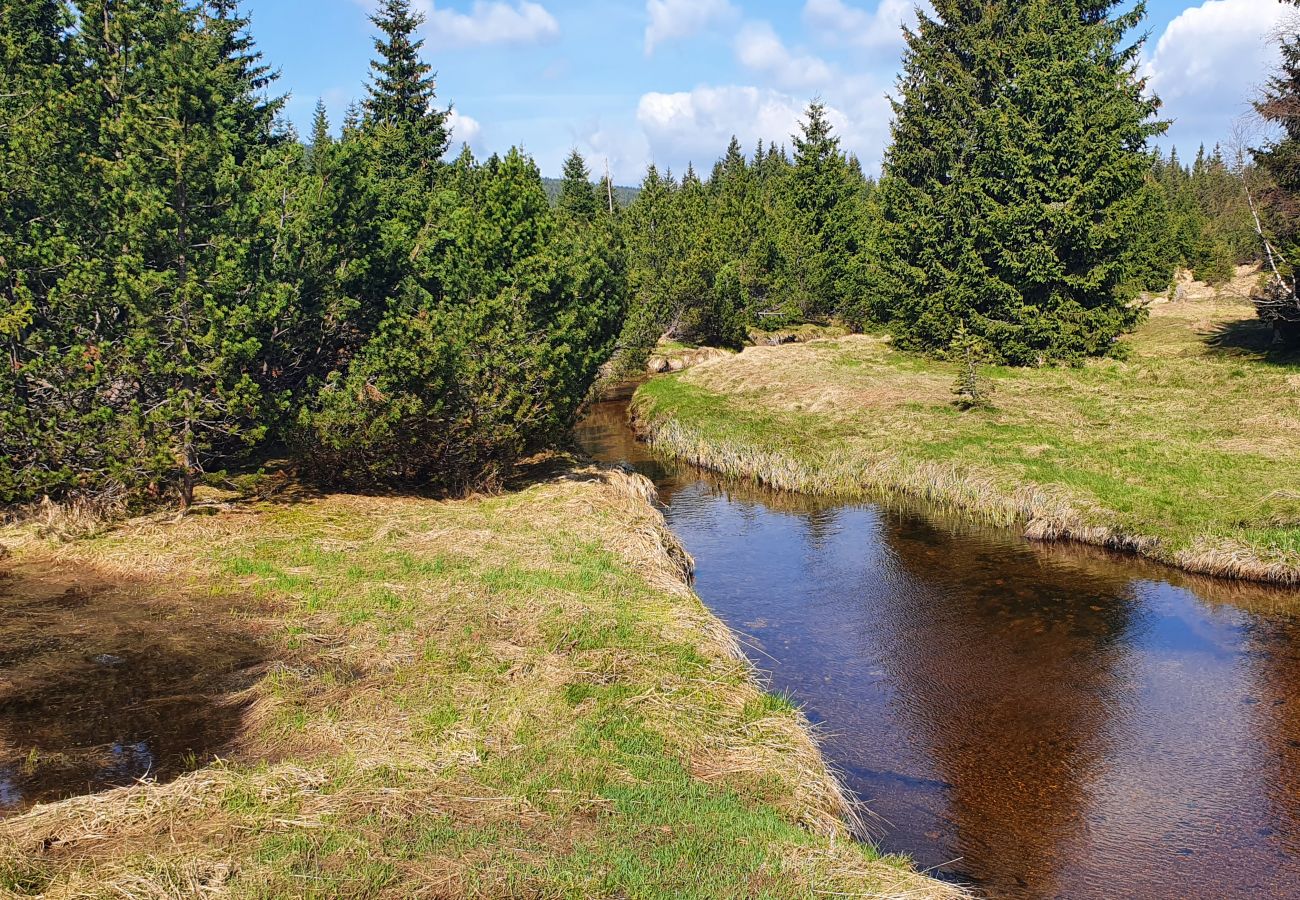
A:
[{"left": 576, "top": 398, "right": 1300, "bottom": 900}]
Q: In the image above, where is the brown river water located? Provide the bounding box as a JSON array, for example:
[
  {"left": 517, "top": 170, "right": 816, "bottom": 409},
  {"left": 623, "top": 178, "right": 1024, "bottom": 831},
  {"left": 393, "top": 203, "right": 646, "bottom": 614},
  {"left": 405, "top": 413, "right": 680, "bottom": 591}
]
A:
[
  {"left": 3, "top": 401, "right": 1298, "bottom": 898},
  {"left": 576, "top": 399, "right": 1300, "bottom": 899}
]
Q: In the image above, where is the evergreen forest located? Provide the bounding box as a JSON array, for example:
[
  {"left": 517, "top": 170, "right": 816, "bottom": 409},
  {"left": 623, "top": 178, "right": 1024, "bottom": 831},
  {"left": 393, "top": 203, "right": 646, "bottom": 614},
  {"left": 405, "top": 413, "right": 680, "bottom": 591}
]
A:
[{"left": 2, "top": 0, "right": 1297, "bottom": 509}]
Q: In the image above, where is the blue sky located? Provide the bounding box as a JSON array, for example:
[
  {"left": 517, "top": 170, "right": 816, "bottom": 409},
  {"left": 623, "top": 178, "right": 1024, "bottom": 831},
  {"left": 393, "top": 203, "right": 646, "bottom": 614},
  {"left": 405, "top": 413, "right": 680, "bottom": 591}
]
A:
[{"left": 248, "top": 0, "right": 1291, "bottom": 182}]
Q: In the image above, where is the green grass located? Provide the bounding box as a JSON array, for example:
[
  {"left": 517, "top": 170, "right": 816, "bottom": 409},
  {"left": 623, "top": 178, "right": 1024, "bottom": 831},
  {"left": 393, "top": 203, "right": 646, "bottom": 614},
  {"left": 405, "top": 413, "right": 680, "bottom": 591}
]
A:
[
  {"left": 634, "top": 297, "right": 1300, "bottom": 583},
  {"left": 0, "top": 467, "right": 950, "bottom": 898}
]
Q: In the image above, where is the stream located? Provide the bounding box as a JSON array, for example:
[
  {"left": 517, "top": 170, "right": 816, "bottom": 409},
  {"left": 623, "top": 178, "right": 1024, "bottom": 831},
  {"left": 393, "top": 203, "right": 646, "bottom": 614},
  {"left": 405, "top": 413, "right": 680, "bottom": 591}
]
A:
[{"left": 576, "top": 399, "right": 1300, "bottom": 899}]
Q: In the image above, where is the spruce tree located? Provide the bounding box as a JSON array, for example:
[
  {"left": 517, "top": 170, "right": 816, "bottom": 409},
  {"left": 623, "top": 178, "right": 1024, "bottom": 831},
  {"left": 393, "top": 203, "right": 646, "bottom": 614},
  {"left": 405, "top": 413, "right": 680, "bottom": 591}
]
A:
[
  {"left": 364, "top": 0, "right": 447, "bottom": 166},
  {"left": 871, "top": 0, "right": 1163, "bottom": 365},
  {"left": 342, "top": 101, "right": 363, "bottom": 138},
  {"left": 618, "top": 165, "right": 680, "bottom": 357},
  {"left": 1253, "top": 8, "right": 1300, "bottom": 338},
  {"left": 72, "top": 0, "right": 285, "bottom": 507},
  {"left": 1258, "top": 21, "right": 1300, "bottom": 201},
  {"left": 204, "top": 0, "right": 280, "bottom": 139},
  {"left": 557, "top": 148, "right": 601, "bottom": 223},
  {"left": 712, "top": 136, "right": 756, "bottom": 282},
  {"left": 672, "top": 164, "right": 722, "bottom": 343},
  {"left": 307, "top": 98, "right": 332, "bottom": 172},
  {"left": 779, "top": 102, "right": 865, "bottom": 322},
  {"left": 0, "top": 0, "right": 86, "bottom": 501}
]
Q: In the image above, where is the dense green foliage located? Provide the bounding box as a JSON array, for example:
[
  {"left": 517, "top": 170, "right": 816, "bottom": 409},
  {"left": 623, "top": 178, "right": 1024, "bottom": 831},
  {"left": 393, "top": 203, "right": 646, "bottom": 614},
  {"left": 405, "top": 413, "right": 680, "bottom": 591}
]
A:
[
  {"left": 1253, "top": 3, "right": 1300, "bottom": 340},
  {"left": 542, "top": 176, "right": 638, "bottom": 209},
  {"left": 0, "top": 0, "right": 623, "bottom": 506},
  {"left": 1151, "top": 146, "right": 1261, "bottom": 286},
  {"left": 1, "top": 0, "right": 285, "bottom": 507},
  {"left": 2, "top": 0, "right": 1290, "bottom": 509},
  {"left": 870, "top": 0, "right": 1165, "bottom": 365},
  {"left": 609, "top": 2, "right": 1273, "bottom": 371},
  {"left": 615, "top": 108, "right": 874, "bottom": 363}
]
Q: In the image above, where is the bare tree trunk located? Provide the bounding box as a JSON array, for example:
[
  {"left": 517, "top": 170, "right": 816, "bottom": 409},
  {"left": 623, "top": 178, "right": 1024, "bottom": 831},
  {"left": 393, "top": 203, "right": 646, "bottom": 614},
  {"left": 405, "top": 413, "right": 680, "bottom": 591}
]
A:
[{"left": 605, "top": 158, "right": 614, "bottom": 215}]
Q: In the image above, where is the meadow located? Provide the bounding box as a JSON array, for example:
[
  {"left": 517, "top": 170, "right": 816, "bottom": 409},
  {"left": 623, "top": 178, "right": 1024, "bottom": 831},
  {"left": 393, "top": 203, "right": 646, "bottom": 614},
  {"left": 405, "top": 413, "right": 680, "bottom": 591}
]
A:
[
  {"left": 0, "top": 464, "right": 955, "bottom": 899},
  {"left": 634, "top": 278, "right": 1300, "bottom": 584}
]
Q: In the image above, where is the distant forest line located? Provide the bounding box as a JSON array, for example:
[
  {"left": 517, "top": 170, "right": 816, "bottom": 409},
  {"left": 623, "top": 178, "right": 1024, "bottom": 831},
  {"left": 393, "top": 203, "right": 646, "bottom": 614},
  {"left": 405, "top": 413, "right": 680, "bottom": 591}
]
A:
[{"left": 541, "top": 177, "right": 639, "bottom": 208}]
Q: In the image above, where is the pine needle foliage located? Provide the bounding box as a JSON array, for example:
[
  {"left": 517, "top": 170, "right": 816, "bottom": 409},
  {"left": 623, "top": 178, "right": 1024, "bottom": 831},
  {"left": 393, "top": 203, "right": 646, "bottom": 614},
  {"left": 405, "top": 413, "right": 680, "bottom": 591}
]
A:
[
  {"left": 0, "top": 0, "right": 625, "bottom": 507},
  {"left": 871, "top": 0, "right": 1166, "bottom": 366},
  {"left": 949, "top": 324, "right": 995, "bottom": 410},
  {"left": 615, "top": 103, "right": 874, "bottom": 365},
  {"left": 1252, "top": 2, "right": 1300, "bottom": 341}
]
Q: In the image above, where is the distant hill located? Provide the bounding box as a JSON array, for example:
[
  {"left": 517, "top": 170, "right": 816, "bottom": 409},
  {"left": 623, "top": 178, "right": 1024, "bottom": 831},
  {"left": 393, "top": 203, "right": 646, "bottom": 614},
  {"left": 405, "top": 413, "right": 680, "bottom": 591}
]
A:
[{"left": 541, "top": 177, "right": 640, "bottom": 209}]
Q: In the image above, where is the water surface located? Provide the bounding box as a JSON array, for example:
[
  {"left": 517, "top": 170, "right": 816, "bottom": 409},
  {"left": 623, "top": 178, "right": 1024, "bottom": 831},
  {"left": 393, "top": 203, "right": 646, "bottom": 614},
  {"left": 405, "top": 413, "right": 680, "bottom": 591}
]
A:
[
  {"left": 0, "top": 568, "right": 266, "bottom": 814},
  {"left": 577, "top": 400, "right": 1300, "bottom": 899}
]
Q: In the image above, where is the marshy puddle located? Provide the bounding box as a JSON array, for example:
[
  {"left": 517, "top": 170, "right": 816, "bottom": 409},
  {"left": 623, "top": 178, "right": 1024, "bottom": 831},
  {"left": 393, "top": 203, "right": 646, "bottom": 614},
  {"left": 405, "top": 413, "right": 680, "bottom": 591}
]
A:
[
  {"left": 578, "top": 400, "right": 1300, "bottom": 900},
  {"left": 0, "top": 568, "right": 266, "bottom": 815}
]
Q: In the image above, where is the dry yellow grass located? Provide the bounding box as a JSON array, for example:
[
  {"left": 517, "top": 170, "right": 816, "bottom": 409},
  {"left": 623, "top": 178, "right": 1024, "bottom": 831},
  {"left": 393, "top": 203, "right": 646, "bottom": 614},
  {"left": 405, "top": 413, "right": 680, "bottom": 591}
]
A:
[
  {"left": 0, "top": 463, "right": 959, "bottom": 899},
  {"left": 635, "top": 275, "right": 1300, "bottom": 584}
]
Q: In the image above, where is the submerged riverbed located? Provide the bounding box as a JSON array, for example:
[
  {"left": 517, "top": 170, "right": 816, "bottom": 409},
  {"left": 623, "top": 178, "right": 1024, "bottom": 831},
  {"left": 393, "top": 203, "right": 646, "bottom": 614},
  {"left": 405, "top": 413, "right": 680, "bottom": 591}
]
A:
[{"left": 577, "top": 399, "right": 1300, "bottom": 899}]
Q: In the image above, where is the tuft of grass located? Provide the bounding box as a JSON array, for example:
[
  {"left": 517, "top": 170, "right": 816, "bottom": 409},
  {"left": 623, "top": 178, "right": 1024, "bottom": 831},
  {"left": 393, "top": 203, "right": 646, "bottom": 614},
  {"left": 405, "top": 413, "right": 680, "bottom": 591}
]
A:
[
  {"left": 634, "top": 292, "right": 1300, "bottom": 584},
  {"left": 0, "top": 466, "right": 958, "bottom": 898}
]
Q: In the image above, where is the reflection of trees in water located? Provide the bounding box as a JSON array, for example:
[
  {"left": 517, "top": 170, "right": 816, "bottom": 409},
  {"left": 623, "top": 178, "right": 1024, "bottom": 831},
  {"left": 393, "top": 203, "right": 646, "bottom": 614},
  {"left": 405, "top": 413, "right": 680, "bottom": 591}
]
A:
[
  {"left": 1025, "top": 539, "right": 1300, "bottom": 620},
  {"left": 1243, "top": 617, "right": 1300, "bottom": 860},
  {"left": 577, "top": 402, "right": 1300, "bottom": 894},
  {"left": 867, "top": 514, "right": 1140, "bottom": 897},
  {"left": 802, "top": 506, "right": 843, "bottom": 552}
]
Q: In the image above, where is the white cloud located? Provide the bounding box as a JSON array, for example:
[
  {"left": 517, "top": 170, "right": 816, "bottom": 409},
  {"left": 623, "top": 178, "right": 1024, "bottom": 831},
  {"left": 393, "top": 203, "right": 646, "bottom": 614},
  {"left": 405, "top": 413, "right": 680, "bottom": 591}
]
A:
[
  {"left": 825, "top": 74, "right": 893, "bottom": 172},
  {"left": 1145, "top": 0, "right": 1285, "bottom": 103},
  {"left": 1144, "top": 0, "right": 1287, "bottom": 150},
  {"left": 424, "top": 0, "right": 559, "bottom": 47},
  {"left": 803, "top": 0, "right": 931, "bottom": 51},
  {"left": 637, "top": 86, "right": 835, "bottom": 167},
  {"left": 447, "top": 109, "right": 483, "bottom": 149},
  {"left": 735, "top": 21, "right": 833, "bottom": 89},
  {"left": 579, "top": 121, "right": 652, "bottom": 185},
  {"left": 634, "top": 78, "right": 893, "bottom": 178},
  {"left": 644, "top": 0, "right": 738, "bottom": 56}
]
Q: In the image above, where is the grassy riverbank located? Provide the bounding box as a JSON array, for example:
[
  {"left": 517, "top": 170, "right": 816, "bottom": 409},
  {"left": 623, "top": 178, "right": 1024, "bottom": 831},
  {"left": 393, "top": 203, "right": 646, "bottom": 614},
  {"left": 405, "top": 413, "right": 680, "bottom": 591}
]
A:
[
  {"left": 0, "top": 465, "right": 954, "bottom": 898},
  {"left": 634, "top": 287, "right": 1300, "bottom": 584}
]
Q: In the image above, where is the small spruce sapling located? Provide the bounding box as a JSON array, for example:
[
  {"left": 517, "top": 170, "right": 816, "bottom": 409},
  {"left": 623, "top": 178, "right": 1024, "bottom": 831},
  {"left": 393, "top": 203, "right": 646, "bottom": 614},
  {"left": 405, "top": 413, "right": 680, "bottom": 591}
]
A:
[{"left": 951, "top": 323, "right": 994, "bottom": 410}]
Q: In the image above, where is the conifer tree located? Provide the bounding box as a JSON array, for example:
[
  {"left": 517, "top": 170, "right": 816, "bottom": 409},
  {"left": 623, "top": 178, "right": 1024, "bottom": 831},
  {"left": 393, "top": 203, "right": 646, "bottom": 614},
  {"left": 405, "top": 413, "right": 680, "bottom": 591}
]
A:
[
  {"left": 342, "top": 101, "right": 363, "bottom": 138},
  {"left": 0, "top": 0, "right": 87, "bottom": 501},
  {"left": 672, "top": 164, "right": 722, "bottom": 343},
  {"left": 712, "top": 136, "right": 756, "bottom": 272},
  {"left": 618, "top": 165, "right": 681, "bottom": 357},
  {"left": 778, "top": 101, "right": 866, "bottom": 322},
  {"left": 73, "top": 0, "right": 284, "bottom": 506},
  {"left": 557, "top": 148, "right": 601, "bottom": 223},
  {"left": 1, "top": 0, "right": 629, "bottom": 508},
  {"left": 364, "top": 0, "right": 447, "bottom": 167},
  {"left": 301, "top": 148, "right": 624, "bottom": 489},
  {"left": 1258, "top": 20, "right": 1300, "bottom": 202},
  {"left": 871, "top": 0, "right": 1163, "bottom": 365},
  {"left": 1252, "top": 6, "right": 1300, "bottom": 339},
  {"left": 307, "top": 98, "right": 332, "bottom": 171},
  {"left": 204, "top": 0, "right": 280, "bottom": 139}
]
